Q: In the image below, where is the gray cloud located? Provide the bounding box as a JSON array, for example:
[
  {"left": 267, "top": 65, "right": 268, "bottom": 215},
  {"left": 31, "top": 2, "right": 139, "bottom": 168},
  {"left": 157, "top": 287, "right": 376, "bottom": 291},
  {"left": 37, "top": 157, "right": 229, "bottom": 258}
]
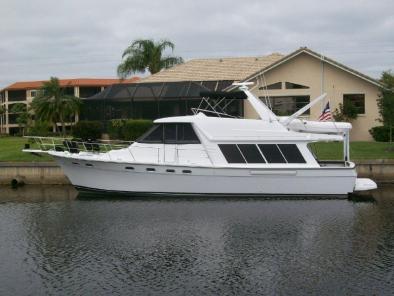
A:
[{"left": 0, "top": 0, "right": 393, "bottom": 88}]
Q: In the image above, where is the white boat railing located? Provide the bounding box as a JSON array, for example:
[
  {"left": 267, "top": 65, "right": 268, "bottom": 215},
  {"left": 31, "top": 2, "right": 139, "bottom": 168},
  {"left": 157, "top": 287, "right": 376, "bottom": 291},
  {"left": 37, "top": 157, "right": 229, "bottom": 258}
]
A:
[
  {"left": 24, "top": 136, "right": 133, "bottom": 153},
  {"left": 23, "top": 136, "right": 213, "bottom": 165}
]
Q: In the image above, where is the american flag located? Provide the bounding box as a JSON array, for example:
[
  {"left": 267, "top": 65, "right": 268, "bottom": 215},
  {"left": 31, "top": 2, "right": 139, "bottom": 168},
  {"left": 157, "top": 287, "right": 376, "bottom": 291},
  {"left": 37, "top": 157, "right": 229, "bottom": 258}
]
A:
[{"left": 318, "top": 102, "right": 332, "bottom": 121}]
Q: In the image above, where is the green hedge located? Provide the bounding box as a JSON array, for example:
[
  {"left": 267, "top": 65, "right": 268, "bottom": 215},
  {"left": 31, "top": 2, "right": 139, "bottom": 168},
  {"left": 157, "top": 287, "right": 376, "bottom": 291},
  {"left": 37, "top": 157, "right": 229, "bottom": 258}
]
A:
[
  {"left": 27, "top": 121, "right": 53, "bottom": 137},
  {"left": 72, "top": 121, "right": 103, "bottom": 140},
  {"left": 369, "top": 126, "right": 394, "bottom": 142},
  {"left": 107, "top": 119, "right": 153, "bottom": 141}
]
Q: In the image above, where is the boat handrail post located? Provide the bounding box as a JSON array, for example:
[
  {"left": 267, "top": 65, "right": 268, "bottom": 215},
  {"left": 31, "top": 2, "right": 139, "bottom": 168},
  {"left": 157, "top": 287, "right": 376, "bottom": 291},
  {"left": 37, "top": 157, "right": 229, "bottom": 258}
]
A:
[
  {"left": 343, "top": 130, "right": 350, "bottom": 162},
  {"left": 81, "top": 141, "right": 87, "bottom": 152}
]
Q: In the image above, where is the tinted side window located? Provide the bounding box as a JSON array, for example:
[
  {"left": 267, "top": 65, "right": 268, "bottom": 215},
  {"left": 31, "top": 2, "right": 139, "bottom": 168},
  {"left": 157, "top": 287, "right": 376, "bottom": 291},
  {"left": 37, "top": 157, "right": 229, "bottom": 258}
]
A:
[
  {"left": 138, "top": 124, "right": 163, "bottom": 143},
  {"left": 258, "top": 144, "right": 286, "bottom": 163},
  {"left": 164, "top": 124, "right": 177, "bottom": 144},
  {"left": 278, "top": 144, "right": 306, "bottom": 163},
  {"left": 177, "top": 123, "right": 200, "bottom": 144},
  {"left": 238, "top": 144, "right": 266, "bottom": 163},
  {"left": 219, "top": 144, "right": 246, "bottom": 163}
]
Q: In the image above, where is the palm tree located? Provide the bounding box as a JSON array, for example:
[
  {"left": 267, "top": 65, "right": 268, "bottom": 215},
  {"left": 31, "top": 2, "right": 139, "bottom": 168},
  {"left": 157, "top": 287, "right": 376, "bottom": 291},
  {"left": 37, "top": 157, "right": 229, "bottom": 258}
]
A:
[
  {"left": 0, "top": 105, "right": 6, "bottom": 134},
  {"left": 10, "top": 103, "right": 31, "bottom": 136},
  {"left": 31, "top": 77, "right": 81, "bottom": 135},
  {"left": 117, "top": 39, "right": 183, "bottom": 78}
]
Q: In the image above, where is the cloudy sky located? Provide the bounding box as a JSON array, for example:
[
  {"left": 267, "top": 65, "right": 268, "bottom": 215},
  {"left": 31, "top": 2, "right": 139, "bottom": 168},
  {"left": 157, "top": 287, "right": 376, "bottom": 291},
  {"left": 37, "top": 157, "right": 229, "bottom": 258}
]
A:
[{"left": 0, "top": 0, "right": 393, "bottom": 88}]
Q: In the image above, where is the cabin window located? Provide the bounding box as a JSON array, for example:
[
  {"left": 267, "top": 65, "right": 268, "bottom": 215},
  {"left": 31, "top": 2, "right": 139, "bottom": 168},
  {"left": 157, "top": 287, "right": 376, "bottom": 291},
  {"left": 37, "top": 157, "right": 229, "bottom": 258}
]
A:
[
  {"left": 238, "top": 144, "right": 266, "bottom": 163},
  {"left": 343, "top": 94, "right": 365, "bottom": 114},
  {"left": 258, "top": 144, "right": 287, "bottom": 163},
  {"left": 138, "top": 123, "right": 200, "bottom": 144},
  {"left": 164, "top": 123, "right": 177, "bottom": 144},
  {"left": 177, "top": 123, "right": 200, "bottom": 144},
  {"left": 138, "top": 124, "right": 164, "bottom": 143},
  {"left": 277, "top": 144, "right": 306, "bottom": 163},
  {"left": 218, "top": 144, "right": 246, "bottom": 163}
]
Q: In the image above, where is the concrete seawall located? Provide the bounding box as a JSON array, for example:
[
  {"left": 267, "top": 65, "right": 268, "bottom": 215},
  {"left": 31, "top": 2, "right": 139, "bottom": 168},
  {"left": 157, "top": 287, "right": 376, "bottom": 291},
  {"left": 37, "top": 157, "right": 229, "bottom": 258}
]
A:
[
  {"left": 0, "top": 162, "right": 69, "bottom": 185},
  {"left": 0, "top": 160, "right": 393, "bottom": 185}
]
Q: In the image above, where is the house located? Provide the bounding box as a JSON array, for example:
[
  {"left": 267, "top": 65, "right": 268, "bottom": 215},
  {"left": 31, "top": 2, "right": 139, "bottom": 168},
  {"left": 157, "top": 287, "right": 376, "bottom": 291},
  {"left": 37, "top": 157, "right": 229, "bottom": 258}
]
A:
[
  {"left": 139, "top": 47, "right": 384, "bottom": 141},
  {"left": 0, "top": 78, "right": 139, "bottom": 134}
]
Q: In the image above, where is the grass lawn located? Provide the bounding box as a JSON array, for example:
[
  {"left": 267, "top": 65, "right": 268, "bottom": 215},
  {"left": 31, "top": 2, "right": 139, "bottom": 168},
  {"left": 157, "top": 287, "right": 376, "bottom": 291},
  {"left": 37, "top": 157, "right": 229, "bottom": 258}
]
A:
[
  {"left": 309, "top": 142, "right": 394, "bottom": 160},
  {"left": 0, "top": 136, "right": 53, "bottom": 162},
  {"left": 0, "top": 136, "right": 393, "bottom": 162}
]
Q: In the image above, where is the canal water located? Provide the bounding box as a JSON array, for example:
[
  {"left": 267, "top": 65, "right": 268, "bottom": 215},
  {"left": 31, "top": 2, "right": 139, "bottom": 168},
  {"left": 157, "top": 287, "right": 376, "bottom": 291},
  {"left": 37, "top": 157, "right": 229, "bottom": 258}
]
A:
[{"left": 0, "top": 186, "right": 393, "bottom": 295}]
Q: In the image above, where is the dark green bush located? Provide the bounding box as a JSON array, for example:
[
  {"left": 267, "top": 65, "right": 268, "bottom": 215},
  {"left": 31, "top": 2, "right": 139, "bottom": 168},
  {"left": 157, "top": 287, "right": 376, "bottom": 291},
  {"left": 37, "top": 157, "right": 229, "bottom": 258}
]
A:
[
  {"left": 121, "top": 120, "right": 153, "bottom": 141},
  {"left": 72, "top": 121, "right": 102, "bottom": 140},
  {"left": 107, "top": 119, "right": 124, "bottom": 139},
  {"left": 369, "top": 126, "right": 394, "bottom": 142},
  {"left": 27, "top": 121, "right": 52, "bottom": 137},
  {"left": 107, "top": 119, "right": 153, "bottom": 140}
]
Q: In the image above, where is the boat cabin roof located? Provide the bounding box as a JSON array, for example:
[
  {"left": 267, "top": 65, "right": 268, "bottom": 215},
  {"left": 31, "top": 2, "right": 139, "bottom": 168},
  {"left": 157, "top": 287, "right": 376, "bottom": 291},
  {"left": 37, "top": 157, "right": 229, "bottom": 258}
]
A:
[{"left": 155, "top": 113, "right": 343, "bottom": 142}]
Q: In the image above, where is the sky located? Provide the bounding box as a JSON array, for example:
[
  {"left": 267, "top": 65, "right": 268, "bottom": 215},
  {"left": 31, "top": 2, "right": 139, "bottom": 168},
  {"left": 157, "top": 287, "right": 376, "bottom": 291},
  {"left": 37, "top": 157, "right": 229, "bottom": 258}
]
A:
[{"left": 0, "top": 0, "right": 393, "bottom": 89}]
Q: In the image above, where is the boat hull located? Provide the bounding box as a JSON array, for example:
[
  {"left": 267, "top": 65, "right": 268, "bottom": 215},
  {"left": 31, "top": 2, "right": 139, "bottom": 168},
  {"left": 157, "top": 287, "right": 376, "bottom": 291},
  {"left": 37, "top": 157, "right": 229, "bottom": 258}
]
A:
[{"left": 53, "top": 156, "right": 357, "bottom": 197}]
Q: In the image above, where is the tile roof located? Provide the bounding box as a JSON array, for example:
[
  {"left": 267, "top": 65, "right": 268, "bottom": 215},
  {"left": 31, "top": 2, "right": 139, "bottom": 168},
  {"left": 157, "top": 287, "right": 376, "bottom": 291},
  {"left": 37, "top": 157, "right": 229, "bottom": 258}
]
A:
[
  {"left": 2, "top": 77, "right": 140, "bottom": 91},
  {"left": 141, "top": 53, "right": 284, "bottom": 83},
  {"left": 239, "top": 47, "right": 383, "bottom": 88}
]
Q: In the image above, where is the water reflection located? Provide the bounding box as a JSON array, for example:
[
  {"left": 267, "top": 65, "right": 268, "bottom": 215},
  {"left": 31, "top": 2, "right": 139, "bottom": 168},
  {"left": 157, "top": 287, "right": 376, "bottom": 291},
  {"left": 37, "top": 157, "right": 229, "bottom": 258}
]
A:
[
  {"left": 0, "top": 185, "right": 78, "bottom": 203},
  {"left": 0, "top": 185, "right": 393, "bottom": 295}
]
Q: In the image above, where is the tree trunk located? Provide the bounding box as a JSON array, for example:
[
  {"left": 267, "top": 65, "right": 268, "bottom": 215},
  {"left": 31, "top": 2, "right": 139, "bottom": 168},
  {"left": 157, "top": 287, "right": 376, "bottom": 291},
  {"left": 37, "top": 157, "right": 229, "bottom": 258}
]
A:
[
  {"left": 61, "top": 120, "right": 66, "bottom": 136},
  {"left": 390, "top": 125, "right": 393, "bottom": 145}
]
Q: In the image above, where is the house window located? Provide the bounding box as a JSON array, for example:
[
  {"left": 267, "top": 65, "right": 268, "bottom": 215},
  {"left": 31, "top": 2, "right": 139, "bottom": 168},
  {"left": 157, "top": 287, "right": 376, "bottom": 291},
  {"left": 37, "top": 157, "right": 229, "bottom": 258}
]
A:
[
  {"left": 30, "top": 90, "right": 37, "bottom": 97},
  {"left": 8, "top": 90, "right": 26, "bottom": 102},
  {"left": 285, "top": 82, "right": 309, "bottom": 89},
  {"left": 79, "top": 87, "right": 102, "bottom": 98},
  {"left": 343, "top": 94, "right": 365, "bottom": 114},
  {"left": 259, "top": 82, "right": 282, "bottom": 90},
  {"left": 263, "top": 96, "right": 310, "bottom": 116}
]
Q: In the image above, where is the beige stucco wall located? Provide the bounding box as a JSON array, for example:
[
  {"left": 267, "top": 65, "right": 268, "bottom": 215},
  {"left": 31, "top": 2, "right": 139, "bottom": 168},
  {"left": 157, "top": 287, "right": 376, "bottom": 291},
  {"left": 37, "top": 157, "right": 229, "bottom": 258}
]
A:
[{"left": 245, "top": 53, "right": 381, "bottom": 141}]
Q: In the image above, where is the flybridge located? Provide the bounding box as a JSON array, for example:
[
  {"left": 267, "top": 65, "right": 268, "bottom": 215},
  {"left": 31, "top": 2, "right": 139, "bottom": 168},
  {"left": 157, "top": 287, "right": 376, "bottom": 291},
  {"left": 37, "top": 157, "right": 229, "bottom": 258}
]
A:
[{"left": 195, "top": 82, "right": 352, "bottom": 161}]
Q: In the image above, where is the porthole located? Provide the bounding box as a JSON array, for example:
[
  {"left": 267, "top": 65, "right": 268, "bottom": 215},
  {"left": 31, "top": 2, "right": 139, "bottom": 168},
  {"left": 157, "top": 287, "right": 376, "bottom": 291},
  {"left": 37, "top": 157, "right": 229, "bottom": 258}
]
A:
[
  {"left": 72, "top": 162, "right": 80, "bottom": 165},
  {"left": 166, "top": 169, "right": 175, "bottom": 173},
  {"left": 146, "top": 168, "right": 156, "bottom": 172},
  {"left": 125, "top": 166, "right": 134, "bottom": 170},
  {"left": 85, "top": 163, "right": 93, "bottom": 167},
  {"left": 182, "top": 170, "right": 192, "bottom": 174}
]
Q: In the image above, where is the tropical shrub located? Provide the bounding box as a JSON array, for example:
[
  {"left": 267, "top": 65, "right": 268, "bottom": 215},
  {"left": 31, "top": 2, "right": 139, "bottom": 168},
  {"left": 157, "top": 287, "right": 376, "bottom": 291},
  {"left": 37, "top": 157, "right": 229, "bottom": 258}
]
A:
[
  {"left": 27, "top": 121, "right": 53, "bottom": 137},
  {"left": 369, "top": 126, "right": 394, "bottom": 142},
  {"left": 107, "top": 119, "right": 153, "bottom": 140},
  {"left": 121, "top": 119, "right": 154, "bottom": 141},
  {"left": 72, "top": 120, "right": 102, "bottom": 140},
  {"left": 333, "top": 101, "right": 358, "bottom": 122}
]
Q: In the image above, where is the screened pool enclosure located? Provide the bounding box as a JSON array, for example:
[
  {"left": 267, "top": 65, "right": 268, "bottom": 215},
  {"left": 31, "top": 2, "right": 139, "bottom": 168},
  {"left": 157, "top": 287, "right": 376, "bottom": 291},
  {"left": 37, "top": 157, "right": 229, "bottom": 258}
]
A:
[{"left": 80, "top": 81, "right": 243, "bottom": 122}]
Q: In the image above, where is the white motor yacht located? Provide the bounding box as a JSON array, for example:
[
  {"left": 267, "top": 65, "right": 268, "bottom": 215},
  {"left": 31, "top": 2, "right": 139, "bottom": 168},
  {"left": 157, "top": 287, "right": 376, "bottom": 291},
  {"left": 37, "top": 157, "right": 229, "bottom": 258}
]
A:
[{"left": 24, "top": 83, "right": 377, "bottom": 197}]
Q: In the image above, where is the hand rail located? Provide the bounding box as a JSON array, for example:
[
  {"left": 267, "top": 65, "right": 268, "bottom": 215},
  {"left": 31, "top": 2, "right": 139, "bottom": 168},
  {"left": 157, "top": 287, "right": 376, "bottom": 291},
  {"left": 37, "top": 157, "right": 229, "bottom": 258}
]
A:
[
  {"left": 24, "top": 136, "right": 133, "bottom": 153},
  {"left": 23, "top": 136, "right": 213, "bottom": 165}
]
